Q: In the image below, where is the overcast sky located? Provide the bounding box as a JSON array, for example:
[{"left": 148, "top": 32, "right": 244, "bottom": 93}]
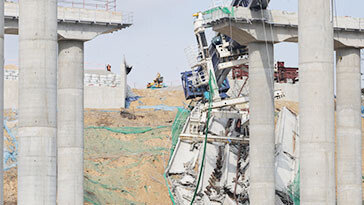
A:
[{"left": 4, "top": 0, "right": 364, "bottom": 88}]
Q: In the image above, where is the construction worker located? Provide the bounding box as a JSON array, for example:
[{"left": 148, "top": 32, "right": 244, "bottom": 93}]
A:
[{"left": 106, "top": 64, "right": 111, "bottom": 72}]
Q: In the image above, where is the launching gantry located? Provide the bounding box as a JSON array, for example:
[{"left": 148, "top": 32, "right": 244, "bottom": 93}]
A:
[{"left": 203, "top": 1, "right": 363, "bottom": 204}]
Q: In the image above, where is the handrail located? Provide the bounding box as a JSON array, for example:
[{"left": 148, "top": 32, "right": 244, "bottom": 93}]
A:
[
  {"left": 4, "top": 0, "right": 134, "bottom": 26},
  {"left": 5, "top": 0, "right": 117, "bottom": 11}
]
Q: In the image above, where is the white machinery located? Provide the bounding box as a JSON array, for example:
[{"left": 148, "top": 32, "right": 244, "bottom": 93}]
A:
[{"left": 165, "top": 3, "right": 299, "bottom": 204}]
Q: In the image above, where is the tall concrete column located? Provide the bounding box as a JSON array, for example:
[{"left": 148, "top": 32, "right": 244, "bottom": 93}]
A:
[
  {"left": 0, "top": 0, "right": 4, "bottom": 204},
  {"left": 336, "top": 48, "right": 362, "bottom": 205},
  {"left": 18, "top": 0, "right": 58, "bottom": 204},
  {"left": 57, "top": 40, "right": 84, "bottom": 204},
  {"left": 248, "top": 42, "right": 275, "bottom": 204},
  {"left": 298, "top": 0, "right": 335, "bottom": 204}
]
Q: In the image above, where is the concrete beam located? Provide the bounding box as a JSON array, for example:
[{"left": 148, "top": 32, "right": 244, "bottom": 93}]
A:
[
  {"left": 299, "top": 0, "right": 335, "bottom": 203},
  {"left": 336, "top": 48, "right": 362, "bottom": 205},
  {"left": 57, "top": 40, "right": 84, "bottom": 204},
  {"left": 248, "top": 42, "right": 275, "bottom": 204},
  {"left": 4, "top": 1, "right": 132, "bottom": 41},
  {"left": 18, "top": 0, "right": 57, "bottom": 204},
  {"left": 207, "top": 6, "right": 364, "bottom": 48}
]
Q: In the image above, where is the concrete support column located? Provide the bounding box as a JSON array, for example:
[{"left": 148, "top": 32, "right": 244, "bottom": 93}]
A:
[
  {"left": 57, "top": 40, "right": 84, "bottom": 205},
  {"left": 18, "top": 0, "right": 58, "bottom": 204},
  {"left": 248, "top": 42, "right": 275, "bottom": 204},
  {"left": 0, "top": 0, "right": 4, "bottom": 204},
  {"left": 336, "top": 48, "right": 362, "bottom": 205},
  {"left": 299, "top": 0, "right": 335, "bottom": 204}
]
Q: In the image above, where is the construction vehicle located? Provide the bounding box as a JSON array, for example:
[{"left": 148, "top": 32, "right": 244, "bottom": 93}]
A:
[
  {"left": 147, "top": 73, "right": 165, "bottom": 89},
  {"left": 181, "top": 12, "right": 248, "bottom": 100}
]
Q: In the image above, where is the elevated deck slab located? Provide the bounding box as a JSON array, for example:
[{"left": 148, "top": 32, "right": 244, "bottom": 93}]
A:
[
  {"left": 205, "top": 6, "right": 364, "bottom": 48},
  {"left": 4, "top": 1, "right": 132, "bottom": 41}
]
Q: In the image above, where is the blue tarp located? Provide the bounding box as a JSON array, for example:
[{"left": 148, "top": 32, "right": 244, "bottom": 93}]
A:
[
  {"left": 125, "top": 96, "right": 141, "bottom": 108},
  {"left": 4, "top": 119, "right": 17, "bottom": 171},
  {"left": 148, "top": 83, "right": 167, "bottom": 89}
]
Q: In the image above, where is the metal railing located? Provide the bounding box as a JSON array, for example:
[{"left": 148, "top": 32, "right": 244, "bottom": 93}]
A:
[
  {"left": 58, "top": 0, "right": 117, "bottom": 11},
  {"left": 184, "top": 45, "right": 200, "bottom": 68},
  {"left": 5, "top": 0, "right": 117, "bottom": 11},
  {"left": 121, "top": 11, "right": 133, "bottom": 25},
  {"left": 5, "top": 0, "right": 133, "bottom": 25},
  {"left": 203, "top": 6, "right": 236, "bottom": 25}
]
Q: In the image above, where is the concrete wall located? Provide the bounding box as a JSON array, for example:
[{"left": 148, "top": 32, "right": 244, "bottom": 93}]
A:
[
  {"left": 4, "top": 80, "right": 124, "bottom": 109},
  {"left": 4, "top": 80, "right": 17, "bottom": 110},
  {"left": 84, "top": 86, "right": 124, "bottom": 109},
  {"left": 275, "top": 83, "right": 299, "bottom": 102}
]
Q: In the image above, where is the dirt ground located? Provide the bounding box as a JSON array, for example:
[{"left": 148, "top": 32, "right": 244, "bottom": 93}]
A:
[
  {"left": 2, "top": 89, "right": 364, "bottom": 204},
  {"left": 3, "top": 87, "right": 188, "bottom": 205}
]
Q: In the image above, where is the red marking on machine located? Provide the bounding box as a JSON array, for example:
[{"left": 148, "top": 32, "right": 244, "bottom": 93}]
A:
[
  {"left": 231, "top": 61, "right": 299, "bottom": 84},
  {"left": 232, "top": 65, "right": 248, "bottom": 80},
  {"left": 275, "top": 61, "right": 299, "bottom": 83}
]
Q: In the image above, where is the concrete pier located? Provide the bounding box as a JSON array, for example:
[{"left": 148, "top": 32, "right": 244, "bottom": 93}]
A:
[
  {"left": 299, "top": 0, "right": 335, "bottom": 203},
  {"left": 336, "top": 48, "right": 362, "bottom": 205},
  {"left": 57, "top": 40, "right": 84, "bottom": 204},
  {"left": 0, "top": 0, "right": 4, "bottom": 204},
  {"left": 248, "top": 42, "right": 275, "bottom": 204},
  {"left": 18, "top": 0, "right": 58, "bottom": 204}
]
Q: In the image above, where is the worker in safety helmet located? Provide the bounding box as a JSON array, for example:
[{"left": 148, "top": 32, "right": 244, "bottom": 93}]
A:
[{"left": 106, "top": 64, "right": 111, "bottom": 72}]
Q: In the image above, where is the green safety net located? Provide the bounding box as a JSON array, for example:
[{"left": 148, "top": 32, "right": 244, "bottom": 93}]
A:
[
  {"left": 164, "top": 107, "right": 191, "bottom": 205},
  {"left": 288, "top": 167, "right": 300, "bottom": 205},
  {"left": 86, "top": 125, "right": 169, "bottom": 134},
  {"left": 84, "top": 126, "right": 170, "bottom": 204},
  {"left": 169, "top": 108, "right": 190, "bottom": 161},
  {"left": 203, "top": 6, "right": 235, "bottom": 16}
]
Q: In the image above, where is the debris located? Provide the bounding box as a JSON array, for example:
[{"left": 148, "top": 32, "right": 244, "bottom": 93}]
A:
[
  {"left": 120, "top": 110, "right": 144, "bottom": 120},
  {"left": 165, "top": 107, "right": 299, "bottom": 205}
]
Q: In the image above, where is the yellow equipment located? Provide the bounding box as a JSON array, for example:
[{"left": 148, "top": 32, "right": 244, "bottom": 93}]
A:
[{"left": 147, "top": 73, "right": 165, "bottom": 89}]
